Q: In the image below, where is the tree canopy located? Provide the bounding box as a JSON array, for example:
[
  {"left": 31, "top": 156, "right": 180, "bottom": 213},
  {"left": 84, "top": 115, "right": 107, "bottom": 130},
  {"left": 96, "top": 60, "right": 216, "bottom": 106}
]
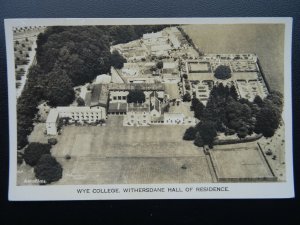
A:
[
  {"left": 23, "top": 143, "right": 52, "bottom": 166},
  {"left": 34, "top": 154, "right": 63, "bottom": 184},
  {"left": 254, "top": 104, "right": 281, "bottom": 137},
  {"left": 183, "top": 83, "right": 283, "bottom": 147},
  {"left": 183, "top": 127, "right": 197, "bottom": 140},
  {"left": 110, "top": 50, "right": 127, "bottom": 69},
  {"left": 214, "top": 65, "right": 232, "bottom": 80},
  {"left": 127, "top": 90, "right": 146, "bottom": 103},
  {"left": 191, "top": 97, "right": 205, "bottom": 120},
  {"left": 183, "top": 92, "right": 191, "bottom": 102},
  {"left": 44, "top": 65, "right": 75, "bottom": 106},
  {"left": 196, "top": 121, "right": 217, "bottom": 146}
]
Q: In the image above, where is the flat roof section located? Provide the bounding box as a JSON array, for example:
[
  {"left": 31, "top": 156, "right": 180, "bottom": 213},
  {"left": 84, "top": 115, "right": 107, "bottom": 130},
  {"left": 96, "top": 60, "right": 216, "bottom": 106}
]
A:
[{"left": 46, "top": 109, "right": 59, "bottom": 123}]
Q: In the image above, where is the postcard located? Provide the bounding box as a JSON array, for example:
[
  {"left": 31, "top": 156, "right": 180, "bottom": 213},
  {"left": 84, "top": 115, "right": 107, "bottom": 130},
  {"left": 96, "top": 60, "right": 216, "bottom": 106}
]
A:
[{"left": 5, "top": 18, "right": 294, "bottom": 200}]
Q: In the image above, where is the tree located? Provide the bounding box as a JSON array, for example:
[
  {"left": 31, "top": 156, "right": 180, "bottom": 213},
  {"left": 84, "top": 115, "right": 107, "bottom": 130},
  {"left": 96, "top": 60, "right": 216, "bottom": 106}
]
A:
[
  {"left": 265, "top": 91, "right": 284, "bottom": 112},
  {"left": 44, "top": 65, "right": 75, "bottom": 106},
  {"left": 185, "top": 83, "right": 191, "bottom": 90},
  {"left": 254, "top": 105, "right": 281, "bottom": 137},
  {"left": 183, "top": 127, "right": 197, "bottom": 140},
  {"left": 194, "top": 132, "right": 204, "bottom": 147},
  {"left": 254, "top": 95, "right": 264, "bottom": 107},
  {"left": 77, "top": 97, "right": 85, "bottom": 106},
  {"left": 237, "top": 126, "right": 248, "bottom": 139},
  {"left": 127, "top": 90, "right": 145, "bottom": 103},
  {"left": 214, "top": 65, "right": 232, "bottom": 80},
  {"left": 191, "top": 97, "right": 205, "bottom": 120},
  {"left": 229, "top": 85, "right": 238, "bottom": 100},
  {"left": 156, "top": 61, "right": 163, "bottom": 69},
  {"left": 183, "top": 92, "right": 191, "bottom": 102},
  {"left": 48, "top": 138, "right": 58, "bottom": 145},
  {"left": 196, "top": 121, "right": 217, "bottom": 146},
  {"left": 23, "top": 143, "right": 51, "bottom": 166},
  {"left": 110, "top": 50, "right": 126, "bottom": 69},
  {"left": 34, "top": 154, "right": 63, "bottom": 184}
]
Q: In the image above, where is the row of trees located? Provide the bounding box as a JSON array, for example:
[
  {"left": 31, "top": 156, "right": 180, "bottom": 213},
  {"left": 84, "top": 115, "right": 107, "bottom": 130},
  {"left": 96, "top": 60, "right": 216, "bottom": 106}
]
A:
[
  {"left": 184, "top": 83, "right": 283, "bottom": 148},
  {"left": 17, "top": 25, "right": 168, "bottom": 150}
]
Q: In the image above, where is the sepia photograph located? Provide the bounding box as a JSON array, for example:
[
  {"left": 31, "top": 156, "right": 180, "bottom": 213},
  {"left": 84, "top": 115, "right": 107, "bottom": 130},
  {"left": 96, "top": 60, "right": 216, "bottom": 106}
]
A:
[{"left": 5, "top": 18, "right": 294, "bottom": 200}]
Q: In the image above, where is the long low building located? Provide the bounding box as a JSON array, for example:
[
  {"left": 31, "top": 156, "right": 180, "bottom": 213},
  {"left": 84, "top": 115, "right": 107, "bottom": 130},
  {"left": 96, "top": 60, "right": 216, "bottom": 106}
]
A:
[
  {"left": 108, "top": 83, "right": 165, "bottom": 91},
  {"left": 46, "top": 106, "right": 106, "bottom": 135}
]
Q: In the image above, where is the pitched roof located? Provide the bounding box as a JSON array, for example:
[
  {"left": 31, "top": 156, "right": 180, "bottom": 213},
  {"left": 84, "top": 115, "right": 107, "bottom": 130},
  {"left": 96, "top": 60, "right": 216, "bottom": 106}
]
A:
[
  {"left": 127, "top": 103, "right": 149, "bottom": 112},
  {"left": 90, "top": 84, "right": 109, "bottom": 107},
  {"left": 150, "top": 91, "right": 160, "bottom": 112},
  {"left": 108, "top": 102, "right": 127, "bottom": 113}
]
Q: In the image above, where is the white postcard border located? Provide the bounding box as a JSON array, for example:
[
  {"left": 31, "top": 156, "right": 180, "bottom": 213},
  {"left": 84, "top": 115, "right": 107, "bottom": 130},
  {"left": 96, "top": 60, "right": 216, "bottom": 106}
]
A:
[{"left": 5, "top": 17, "right": 294, "bottom": 200}]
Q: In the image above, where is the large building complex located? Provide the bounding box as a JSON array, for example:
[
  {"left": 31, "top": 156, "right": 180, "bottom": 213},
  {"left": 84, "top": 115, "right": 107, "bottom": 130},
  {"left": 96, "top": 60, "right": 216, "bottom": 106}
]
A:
[{"left": 46, "top": 26, "right": 269, "bottom": 135}]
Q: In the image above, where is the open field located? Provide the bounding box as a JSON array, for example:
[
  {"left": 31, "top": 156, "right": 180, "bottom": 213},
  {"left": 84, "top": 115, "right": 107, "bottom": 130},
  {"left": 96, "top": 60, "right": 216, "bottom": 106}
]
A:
[
  {"left": 49, "top": 117, "right": 213, "bottom": 184},
  {"left": 210, "top": 143, "right": 276, "bottom": 181},
  {"left": 183, "top": 24, "right": 284, "bottom": 92},
  {"left": 54, "top": 157, "right": 212, "bottom": 185}
]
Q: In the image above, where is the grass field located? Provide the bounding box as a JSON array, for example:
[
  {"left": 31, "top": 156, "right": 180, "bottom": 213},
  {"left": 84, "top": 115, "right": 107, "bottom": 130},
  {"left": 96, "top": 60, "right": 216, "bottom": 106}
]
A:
[
  {"left": 183, "top": 24, "right": 285, "bottom": 92},
  {"left": 210, "top": 143, "right": 275, "bottom": 181},
  {"left": 50, "top": 117, "right": 213, "bottom": 185}
]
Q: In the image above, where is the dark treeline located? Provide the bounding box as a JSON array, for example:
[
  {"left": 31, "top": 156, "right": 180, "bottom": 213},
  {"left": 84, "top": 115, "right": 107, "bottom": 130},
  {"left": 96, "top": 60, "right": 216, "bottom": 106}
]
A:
[
  {"left": 17, "top": 25, "right": 169, "bottom": 149},
  {"left": 184, "top": 83, "right": 283, "bottom": 147}
]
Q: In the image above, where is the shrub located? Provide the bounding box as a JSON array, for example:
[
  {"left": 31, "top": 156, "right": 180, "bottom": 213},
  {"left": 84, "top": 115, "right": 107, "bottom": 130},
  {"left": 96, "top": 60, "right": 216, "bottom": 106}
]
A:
[
  {"left": 76, "top": 97, "right": 85, "bottom": 106},
  {"left": 183, "top": 92, "right": 191, "bottom": 102},
  {"left": 48, "top": 138, "right": 58, "bottom": 145},
  {"left": 156, "top": 61, "right": 163, "bottom": 69}
]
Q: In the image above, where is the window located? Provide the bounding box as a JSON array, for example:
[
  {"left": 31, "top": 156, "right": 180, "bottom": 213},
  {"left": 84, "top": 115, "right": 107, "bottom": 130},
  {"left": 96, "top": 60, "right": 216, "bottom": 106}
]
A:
[
  {"left": 118, "top": 96, "right": 122, "bottom": 100},
  {"left": 113, "top": 96, "right": 117, "bottom": 100},
  {"left": 122, "top": 96, "right": 126, "bottom": 100}
]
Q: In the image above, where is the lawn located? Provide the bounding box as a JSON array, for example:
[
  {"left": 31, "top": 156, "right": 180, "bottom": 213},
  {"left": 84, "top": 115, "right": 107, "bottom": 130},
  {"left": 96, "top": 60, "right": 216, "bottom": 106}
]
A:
[{"left": 50, "top": 116, "right": 213, "bottom": 185}]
